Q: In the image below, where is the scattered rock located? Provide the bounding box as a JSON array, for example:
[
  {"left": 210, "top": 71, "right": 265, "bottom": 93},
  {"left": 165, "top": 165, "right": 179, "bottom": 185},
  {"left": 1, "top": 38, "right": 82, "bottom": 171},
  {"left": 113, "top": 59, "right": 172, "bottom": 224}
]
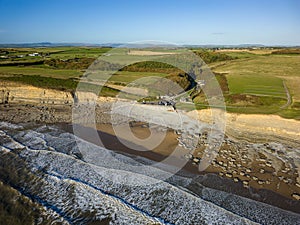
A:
[
  {"left": 242, "top": 180, "right": 249, "bottom": 188},
  {"left": 266, "top": 162, "right": 272, "bottom": 167},
  {"left": 292, "top": 193, "right": 300, "bottom": 200},
  {"left": 225, "top": 173, "right": 233, "bottom": 178},
  {"left": 258, "top": 180, "right": 265, "bottom": 185},
  {"left": 283, "top": 178, "right": 290, "bottom": 184},
  {"left": 193, "top": 157, "right": 200, "bottom": 164}
]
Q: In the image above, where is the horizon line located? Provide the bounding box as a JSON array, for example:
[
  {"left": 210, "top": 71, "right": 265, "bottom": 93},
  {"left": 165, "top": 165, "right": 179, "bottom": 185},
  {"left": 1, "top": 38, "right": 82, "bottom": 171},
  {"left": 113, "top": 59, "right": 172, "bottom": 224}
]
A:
[{"left": 0, "top": 41, "right": 299, "bottom": 48}]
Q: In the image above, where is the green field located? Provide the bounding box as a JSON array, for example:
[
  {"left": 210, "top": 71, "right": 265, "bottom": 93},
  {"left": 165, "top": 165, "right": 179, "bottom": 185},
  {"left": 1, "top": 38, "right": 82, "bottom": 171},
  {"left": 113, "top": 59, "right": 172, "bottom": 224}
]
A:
[
  {"left": 0, "top": 66, "right": 82, "bottom": 79},
  {"left": 212, "top": 52, "right": 300, "bottom": 118},
  {"left": 226, "top": 75, "right": 285, "bottom": 98}
]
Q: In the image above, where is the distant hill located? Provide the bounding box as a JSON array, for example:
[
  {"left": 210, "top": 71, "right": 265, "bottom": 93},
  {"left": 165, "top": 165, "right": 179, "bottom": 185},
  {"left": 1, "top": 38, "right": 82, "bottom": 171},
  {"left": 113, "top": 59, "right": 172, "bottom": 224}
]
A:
[
  {"left": 0, "top": 42, "right": 298, "bottom": 48},
  {"left": 0, "top": 42, "right": 122, "bottom": 48}
]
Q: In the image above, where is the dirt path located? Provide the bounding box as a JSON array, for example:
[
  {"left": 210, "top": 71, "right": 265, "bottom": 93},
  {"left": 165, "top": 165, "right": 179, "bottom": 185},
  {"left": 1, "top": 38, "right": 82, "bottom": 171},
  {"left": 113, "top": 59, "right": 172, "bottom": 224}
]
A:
[{"left": 280, "top": 81, "right": 292, "bottom": 109}]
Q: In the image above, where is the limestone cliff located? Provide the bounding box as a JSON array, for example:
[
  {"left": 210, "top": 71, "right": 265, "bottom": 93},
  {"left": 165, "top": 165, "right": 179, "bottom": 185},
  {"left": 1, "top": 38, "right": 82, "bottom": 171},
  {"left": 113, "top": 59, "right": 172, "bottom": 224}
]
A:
[
  {"left": 0, "top": 81, "right": 73, "bottom": 105},
  {"left": 0, "top": 81, "right": 114, "bottom": 105},
  {"left": 187, "top": 109, "right": 300, "bottom": 147}
]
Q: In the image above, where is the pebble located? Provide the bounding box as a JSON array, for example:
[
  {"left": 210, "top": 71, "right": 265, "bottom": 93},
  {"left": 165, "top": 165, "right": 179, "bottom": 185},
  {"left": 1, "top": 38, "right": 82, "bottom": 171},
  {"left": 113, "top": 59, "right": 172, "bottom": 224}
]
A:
[
  {"left": 193, "top": 158, "right": 200, "bottom": 163},
  {"left": 258, "top": 180, "right": 265, "bottom": 185},
  {"left": 225, "top": 173, "right": 233, "bottom": 178},
  {"left": 242, "top": 180, "right": 249, "bottom": 188},
  {"left": 266, "top": 162, "right": 272, "bottom": 167},
  {"left": 283, "top": 178, "right": 289, "bottom": 184},
  {"left": 292, "top": 193, "right": 300, "bottom": 200}
]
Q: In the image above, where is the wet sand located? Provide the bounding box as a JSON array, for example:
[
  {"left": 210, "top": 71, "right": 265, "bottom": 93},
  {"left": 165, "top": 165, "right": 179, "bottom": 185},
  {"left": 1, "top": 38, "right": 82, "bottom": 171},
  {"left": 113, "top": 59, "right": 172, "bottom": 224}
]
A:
[
  {"left": 93, "top": 122, "right": 300, "bottom": 202},
  {"left": 59, "top": 122, "right": 300, "bottom": 214},
  {"left": 62, "top": 122, "right": 199, "bottom": 174}
]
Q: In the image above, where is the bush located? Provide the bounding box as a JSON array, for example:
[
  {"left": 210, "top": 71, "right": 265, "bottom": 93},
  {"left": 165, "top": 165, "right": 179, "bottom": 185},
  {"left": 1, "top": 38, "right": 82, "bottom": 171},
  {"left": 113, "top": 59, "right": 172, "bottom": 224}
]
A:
[
  {"left": 121, "top": 61, "right": 180, "bottom": 73},
  {"left": 193, "top": 50, "right": 235, "bottom": 64},
  {"left": 271, "top": 49, "right": 300, "bottom": 55}
]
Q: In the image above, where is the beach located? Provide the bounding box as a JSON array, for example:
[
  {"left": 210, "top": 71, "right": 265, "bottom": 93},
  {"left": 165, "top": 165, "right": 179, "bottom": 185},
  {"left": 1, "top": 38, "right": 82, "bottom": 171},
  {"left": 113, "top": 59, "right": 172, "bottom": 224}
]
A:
[
  {"left": 0, "top": 88, "right": 300, "bottom": 212},
  {"left": 59, "top": 121, "right": 300, "bottom": 214}
]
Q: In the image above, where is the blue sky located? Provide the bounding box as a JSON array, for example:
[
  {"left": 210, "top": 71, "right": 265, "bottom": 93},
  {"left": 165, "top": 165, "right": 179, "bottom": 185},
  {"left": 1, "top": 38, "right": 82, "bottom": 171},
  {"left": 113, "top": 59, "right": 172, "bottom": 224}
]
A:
[{"left": 0, "top": 0, "right": 299, "bottom": 45}]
